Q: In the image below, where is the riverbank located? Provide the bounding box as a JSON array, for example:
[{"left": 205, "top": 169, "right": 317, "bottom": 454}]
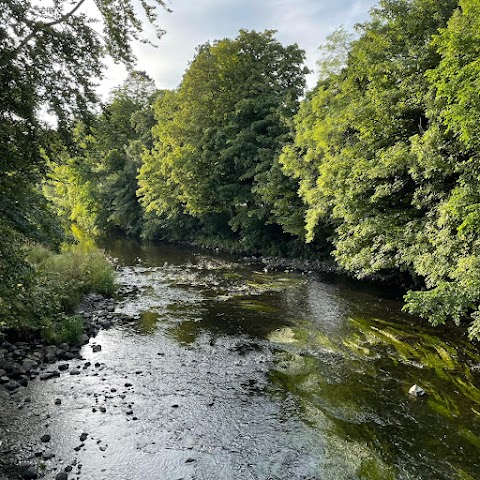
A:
[{"left": 0, "top": 287, "right": 139, "bottom": 395}]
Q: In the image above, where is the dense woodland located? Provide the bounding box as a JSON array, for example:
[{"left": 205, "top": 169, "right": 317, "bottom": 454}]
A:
[{"left": 2, "top": 0, "right": 480, "bottom": 341}]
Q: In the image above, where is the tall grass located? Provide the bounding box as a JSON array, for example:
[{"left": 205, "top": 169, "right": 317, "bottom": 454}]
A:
[
  {"left": 6, "top": 244, "right": 119, "bottom": 344},
  {"left": 30, "top": 244, "right": 117, "bottom": 312}
]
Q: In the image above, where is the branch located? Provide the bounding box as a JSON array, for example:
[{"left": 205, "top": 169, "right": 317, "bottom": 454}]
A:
[{"left": 12, "top": 0, "right": 88, "bottom": 55}]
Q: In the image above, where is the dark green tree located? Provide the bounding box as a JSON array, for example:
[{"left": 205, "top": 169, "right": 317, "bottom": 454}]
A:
[{"left": 139, "top": 30, "right": 308, "bottom": 253}]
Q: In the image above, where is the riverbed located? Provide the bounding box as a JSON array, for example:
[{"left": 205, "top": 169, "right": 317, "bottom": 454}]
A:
[{"left": 1, "top": 241, "right": 480, "bottom": 480}]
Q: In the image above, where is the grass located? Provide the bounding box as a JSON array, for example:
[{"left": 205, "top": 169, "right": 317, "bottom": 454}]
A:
[{"left": 5, "top": 243, "right": 118, "bottom": 344}]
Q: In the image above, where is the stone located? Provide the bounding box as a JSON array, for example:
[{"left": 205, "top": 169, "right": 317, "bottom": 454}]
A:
[
  {"left": 40, "top": 370, "right": 60, "bottom": 381},
  {"left": 21, "top": 466, "right": 38, "bottom": 479},
  {"left": 70, "top": 369, "right": 81, "bottom": 376},
  {"left": 55, "top": 473, "right": 68, "bottom": 480},
  {"left": 80, "top": 432, "right": 88, "bottom": 442},
  {"left": 44, "top": 353, "right": 56, "bottom": 363},
  {"left": 408, "top": 384, "right": 426, "bottom": 397},
  {"left": 42, "top": 452, "right": 55, "bottom": 460},
  {"left": 79, "top": 334, "right": 89, "bottom": 345},
  {"left": 40, "top": 434, "right": 51, "bottom": 443},
  {"left": 92, "top": 345, "right": 102, "bottom": 353},
  {"left": 58, "top": 364, "right": 69, "bottom": 371},
  {"left": 22, "top": 359, "right": 37, "bottom": 373},
  {"left": 18, "top": 376, "right": 29, "bottom": 387},
  {"left": 4, "top": 380, "right": 20, "bottom": 391},
  {"left": 54, "top": 398, "right": 62, "bottom": 405}
]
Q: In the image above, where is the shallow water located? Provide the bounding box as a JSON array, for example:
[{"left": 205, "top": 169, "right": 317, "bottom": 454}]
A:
[{"left": 2, "top": 240, "right": 480, "bottom": 480}]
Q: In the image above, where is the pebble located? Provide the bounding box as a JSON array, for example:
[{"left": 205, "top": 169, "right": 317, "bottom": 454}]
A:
[{"left": 40, "top": 434, "right": 51, "bottom": 443}]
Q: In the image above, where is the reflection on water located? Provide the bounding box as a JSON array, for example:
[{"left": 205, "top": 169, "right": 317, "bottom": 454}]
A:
[{"left": 2, "top": 239, "right": 480, "bottom": 480}]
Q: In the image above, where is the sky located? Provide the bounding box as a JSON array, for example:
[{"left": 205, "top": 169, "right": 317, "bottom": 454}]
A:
[{"left": 94, "top": 0, "right": 380, "bottom": 97}]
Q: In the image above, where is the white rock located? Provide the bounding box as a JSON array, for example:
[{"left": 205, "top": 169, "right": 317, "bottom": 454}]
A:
[{"left": 408, "top": 384, "right": 426, "bottom": 397}]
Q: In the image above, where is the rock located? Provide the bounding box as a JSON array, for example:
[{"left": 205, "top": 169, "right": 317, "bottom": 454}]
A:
[
  {"left": 21, "top": 466, "right": 38, "bottom": 479},
  {"left": 40, "top": 434, "right": 51, "bottom": 443},
  {"left": 99, "top": 319, "right": 111, "bottom": 329},
  {"left": 79, "top": 432, "right": 88, "bottom": 442},
  {"left": 99, "top": 406, "right": 106, "bottom": 413},
  {"left": 10, "top": 363, "right": 26, "bottom": 377},
  {"left": 42, "top": 452, "right": 55, "bottom": 460},
  {"left": 58, "top": 363, "right": 69, "bottom": 371},
  {"left": 40, "top": 370, "right": 60, "bottom": 381},
  {"left": 78, "top": 334, "right": 89, "bottom": 345},
  {"left": 62, "top": 352, "right": 75, "bottom": 360},
  {"left": 124, "top": 382, "right": 132, "bottom": 388},
  {"left": 185, "top": 458, "right": 196, "bottom": 463},
  {"left": 44, "top": 352, "right": 56, "bottom": 363},
  {"left": 408, "top": 384, "right": 426, "bottom": 397},
  {"left": 54, "top": 398, "right": 62, "bottom": 405},
  {"left": 0, "top": 375, "right": 10, "bottom": 384},
  {"left": 73, "top": 443, "right": 84, "bottom": 451},
  {"left": 22, "top": 359, "right": 37, "bottom": 373},
  {"left": 92, "top": 345, "right": 102, "bottom": 353},
  {"left": 55, "top": 473, "right": 68, "bottom": 480},
  {"left": 4, "top": 380, "right": 20, "bottom": 391},
  {"left": 69, "top": 369, "right": 81, "bottom": 376},
  {"left": 18, "top": 376, "right": 29, "bottom": 387}
]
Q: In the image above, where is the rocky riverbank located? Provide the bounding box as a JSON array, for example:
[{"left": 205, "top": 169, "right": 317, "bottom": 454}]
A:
[
  {"left": 0, "top": 287, "right": 142, "bottom": 479},
  {"left": 0, "top": 287, "right": 138, "bottom": 396}
]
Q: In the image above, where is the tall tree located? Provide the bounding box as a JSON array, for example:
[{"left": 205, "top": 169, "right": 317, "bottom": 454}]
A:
[{"left": 139, "top": 30, "right": 308, "bottom": 252}]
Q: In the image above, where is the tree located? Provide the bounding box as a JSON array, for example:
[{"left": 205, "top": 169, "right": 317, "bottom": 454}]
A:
[
  {"left": 138, "top": 30, "right": 308, "bottom": 253},
  {"left": 0, "top": 0, "right": 168, "bottom": 328},
  {"left": 402, "top": 0, "right": 480, "bottom": 338},
  {"left": 46, "top": 71, "right": 159, "bottom": 238}
]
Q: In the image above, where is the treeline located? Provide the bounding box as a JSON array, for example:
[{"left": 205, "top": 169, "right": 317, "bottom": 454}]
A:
[{"left": 3, "top": 0, "right": 480, "bottom": 340}]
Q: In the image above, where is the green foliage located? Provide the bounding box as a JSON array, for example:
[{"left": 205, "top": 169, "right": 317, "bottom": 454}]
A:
[
  {"left": 30, "top": 244, "right": 116, "bottom": 312},
  {"left": 45, "top": 71, "right": 159, "bottom": 238},
  {"left": 138, "top": 30, "right": 309, "bottom": 253},
  {"left": 3, "top": 244, "right": 117, "bottom": 343},
  {"left": 0, "top": 1, "right": 166, "bottom": 337},
  {"left": 280, "top": 0, "right": 480, "bottom": 337}
]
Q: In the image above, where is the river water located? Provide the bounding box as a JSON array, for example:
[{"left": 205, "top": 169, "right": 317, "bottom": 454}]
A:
[{"left": 2, "top": 240, "right": 480, "bottom": 480}]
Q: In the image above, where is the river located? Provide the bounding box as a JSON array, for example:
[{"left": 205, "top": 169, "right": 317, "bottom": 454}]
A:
[{"left": 2, "top": 240, "right": 480, "bottom": 480}]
